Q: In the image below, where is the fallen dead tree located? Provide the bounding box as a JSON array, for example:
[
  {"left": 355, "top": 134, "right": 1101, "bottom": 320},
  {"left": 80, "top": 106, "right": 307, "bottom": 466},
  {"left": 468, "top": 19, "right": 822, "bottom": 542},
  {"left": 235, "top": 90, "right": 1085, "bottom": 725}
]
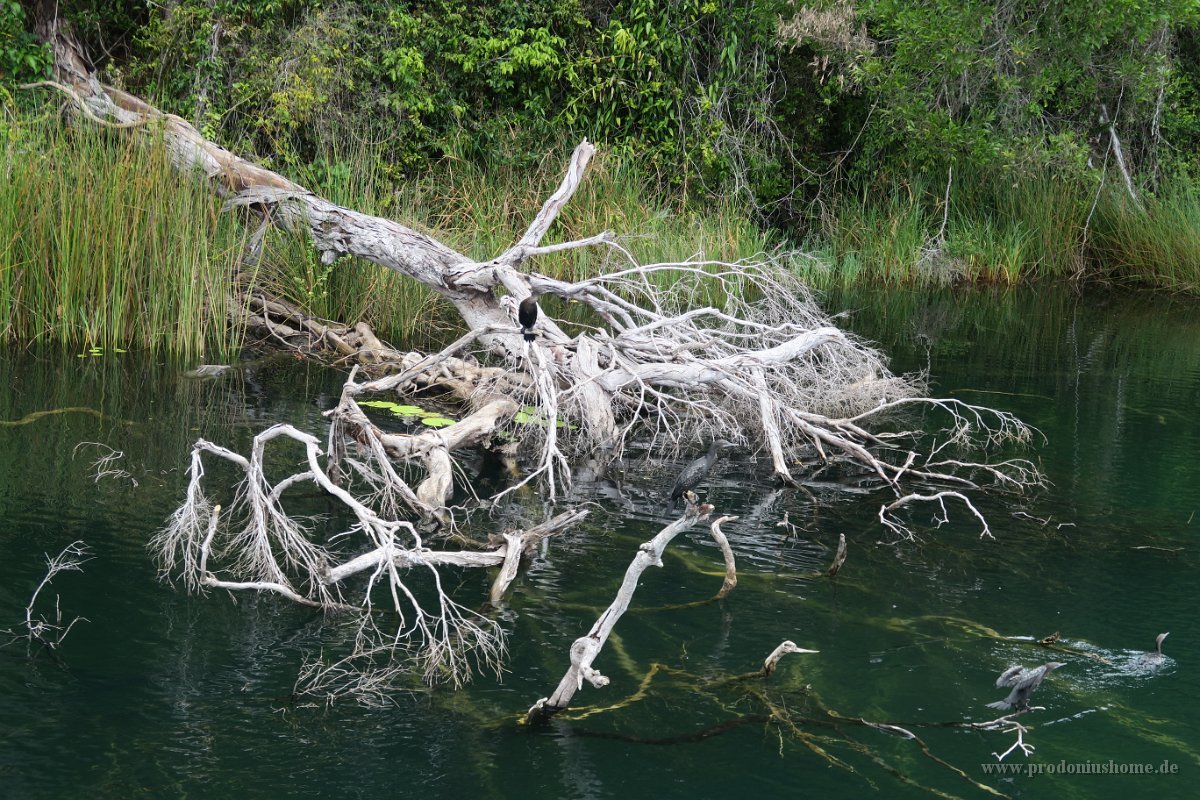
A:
[
  {"left": 24, "top": 4, "right": 1040, "bottom": 500},
  {"left": 27, "top": 4, "right": 1044, "bottom": 700}
]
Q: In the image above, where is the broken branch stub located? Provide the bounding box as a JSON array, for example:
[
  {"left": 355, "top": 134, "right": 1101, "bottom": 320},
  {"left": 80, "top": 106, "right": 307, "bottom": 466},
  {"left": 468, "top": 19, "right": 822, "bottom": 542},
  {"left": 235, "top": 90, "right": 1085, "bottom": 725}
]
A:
[{"left": 763, "top": 640, "right": 820, "bottom": 678}]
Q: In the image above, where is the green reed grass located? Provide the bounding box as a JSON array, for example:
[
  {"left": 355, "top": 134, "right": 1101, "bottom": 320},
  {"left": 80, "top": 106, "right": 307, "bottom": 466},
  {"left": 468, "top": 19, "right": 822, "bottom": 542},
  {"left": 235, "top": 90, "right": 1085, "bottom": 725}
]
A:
[
  {"left": 0, "top": 115, "right": 248, "bottom": 356},
  {"left": 1089, "top": 185, "right": 1200, "bottom": 291},
  {"left": 2, "top": 116, "right": 781, "bottom": 355},
  {"left": 813, "top": 164, "right": 1200, "bottom": 294},
  {"left": 11, "top": 105, "right": 1200, "bottom": 361},
  {"left": 805, "top": 181, "right": 934, "bottom": 288}
]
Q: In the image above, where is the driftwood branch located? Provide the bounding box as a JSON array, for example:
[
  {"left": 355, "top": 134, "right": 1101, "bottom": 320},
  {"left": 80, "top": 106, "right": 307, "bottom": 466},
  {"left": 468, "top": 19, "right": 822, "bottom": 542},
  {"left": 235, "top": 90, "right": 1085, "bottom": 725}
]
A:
[
  {"left": 151, "top": 422, "right": 586, "bottom": 695},
  {"left": 709, "top": 515, "right": 739, "bottom": 599},
  {"left": 6, "top": 540, "right": 92, "bottom": 652},
  {"left": 879, "top": 491, "right": 993, "bottom": 541},
  {"left": 527, "top": 498, "right": 716, "bottom": 721},
  {"left": 762, "top": 640, "right": 819, "bottom": 677}
]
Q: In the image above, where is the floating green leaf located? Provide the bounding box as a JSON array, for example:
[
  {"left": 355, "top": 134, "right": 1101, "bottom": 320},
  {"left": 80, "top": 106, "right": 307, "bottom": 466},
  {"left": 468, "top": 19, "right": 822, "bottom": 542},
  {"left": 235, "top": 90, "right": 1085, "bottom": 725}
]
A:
[
  {"left": 514, "top": 405, "right": 571, "bottom": 428},
  {"left": 359, "top": 400, "right": 431, "bottom": 416},
  {"left": 393, "top": 405, "right": 430, "bottom": 416},
  {"left": 360, "top": 400, "right": 457, "bottom": 426},
  {"left": 359, "top": 400, "right": 400, "bottom": 410}
]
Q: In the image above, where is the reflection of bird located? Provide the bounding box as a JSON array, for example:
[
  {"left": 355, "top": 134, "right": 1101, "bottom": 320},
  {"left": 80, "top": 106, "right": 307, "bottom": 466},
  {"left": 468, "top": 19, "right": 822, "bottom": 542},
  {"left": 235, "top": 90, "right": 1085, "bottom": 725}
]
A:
[
  {"left": 986, "top": 662, "right": 1065, "bottom": 711},
  {"left": 518, "top": 293, "right": 539, "bottom": 341},
  {"left": 668, "top": 439, "right": 734, "bottom": 507},
  {"left": 1137, "top": 632, "right": 1169, "bottom": 666}
]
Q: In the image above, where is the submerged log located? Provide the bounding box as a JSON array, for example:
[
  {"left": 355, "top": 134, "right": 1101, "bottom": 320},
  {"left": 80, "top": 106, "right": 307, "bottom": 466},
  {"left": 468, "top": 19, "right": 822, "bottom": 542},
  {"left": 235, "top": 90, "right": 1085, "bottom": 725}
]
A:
[{"left": 528, "top": 497, "right": 715, "bottom": 721}]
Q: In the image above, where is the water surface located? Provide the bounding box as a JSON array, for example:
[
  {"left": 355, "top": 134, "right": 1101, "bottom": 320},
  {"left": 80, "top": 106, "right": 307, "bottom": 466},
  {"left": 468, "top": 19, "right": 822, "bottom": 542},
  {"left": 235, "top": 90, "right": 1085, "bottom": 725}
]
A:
[{"left": 1, "top": 286, "right": 1196, "bottom": 799}]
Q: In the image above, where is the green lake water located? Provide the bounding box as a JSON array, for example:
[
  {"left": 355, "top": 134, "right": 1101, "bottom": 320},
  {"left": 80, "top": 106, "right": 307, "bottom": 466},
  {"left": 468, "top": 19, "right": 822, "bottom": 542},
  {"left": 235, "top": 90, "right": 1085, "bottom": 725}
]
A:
[{"left": 0, "top": 286, "right": 1196, "bottom": 799}]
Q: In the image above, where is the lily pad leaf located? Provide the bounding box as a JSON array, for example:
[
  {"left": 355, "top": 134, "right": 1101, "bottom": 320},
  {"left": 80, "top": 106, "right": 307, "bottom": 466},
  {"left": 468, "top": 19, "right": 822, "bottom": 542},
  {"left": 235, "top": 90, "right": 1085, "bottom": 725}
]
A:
[
  {"left": 421, "top": 416, "right": 455, "bottom": 428},
  {"left": 514, "top": 406, "right": 572, "bottom": 428},
  {"left": 359, "top": 400, "right": 400, "bottom": 410},
  {"left": 394, "top": 405, "right": 430, "bottom": 416},
  {"left": 359, "top": 400, "right": 430, "bottom": 417}
]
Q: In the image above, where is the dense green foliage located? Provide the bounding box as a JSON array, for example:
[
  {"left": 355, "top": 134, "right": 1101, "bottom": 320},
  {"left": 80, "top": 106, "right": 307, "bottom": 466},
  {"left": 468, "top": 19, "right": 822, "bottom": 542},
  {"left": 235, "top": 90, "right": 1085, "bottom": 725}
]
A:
[
  {"left": 0, "top": 118, "right": 249, "bottom": 354},
  {"left": 1, "top": 1, "right": 51, "bottom": 82},
  {"left": 57, "top": 0, "right": 785, "bottom": 192},
  {"left": 841, "top": 0, "right": 1200, "bottom": 175},
  {"left": 25, "top": 0, "right": 1196, "bottom": 210},
  {"left": 5, "top": 0, "right": 1200, "bottom": 352}
]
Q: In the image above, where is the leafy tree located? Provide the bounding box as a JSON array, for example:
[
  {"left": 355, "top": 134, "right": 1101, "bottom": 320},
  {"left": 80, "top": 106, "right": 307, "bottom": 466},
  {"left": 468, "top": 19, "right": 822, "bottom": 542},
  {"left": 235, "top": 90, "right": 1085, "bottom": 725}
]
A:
[
  {"left": 805, "top": 0, "right": 1200, "bottom": 179},
  {"left": 1, "top": 0, "right": 52, "bottom": 83}
]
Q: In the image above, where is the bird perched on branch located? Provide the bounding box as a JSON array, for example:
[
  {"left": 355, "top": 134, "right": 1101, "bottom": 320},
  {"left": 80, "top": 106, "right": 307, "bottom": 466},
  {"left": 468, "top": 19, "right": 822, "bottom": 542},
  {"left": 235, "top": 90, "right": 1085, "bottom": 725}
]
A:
[
  {"left": 986, "top": 661, "right": 1065, "bottom": 711},
  {"left": 518, "top": 293, "right": 539, "bottom": 341},
  {"left": 668, "top": 439, "right": 734, "bottom": 508}
]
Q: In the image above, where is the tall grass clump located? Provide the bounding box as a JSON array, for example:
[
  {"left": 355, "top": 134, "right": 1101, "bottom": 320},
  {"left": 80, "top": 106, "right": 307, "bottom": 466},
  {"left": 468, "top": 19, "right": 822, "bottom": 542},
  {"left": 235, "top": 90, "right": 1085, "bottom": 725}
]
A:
[
  {"left": 0, "top": 115, "right": 248, "bottom": 356},
  {"left": 1088, "top": 183, "right": 1200, "bottom": 292},
  {"left": 807, "top": 167, "right": 1095, "bottom": 287},
  {"left": 807, "top": 180, "right": 935, "bottom": 288},
  {"left": 1, "top": 116, "right": 787, "bottom": 356}
]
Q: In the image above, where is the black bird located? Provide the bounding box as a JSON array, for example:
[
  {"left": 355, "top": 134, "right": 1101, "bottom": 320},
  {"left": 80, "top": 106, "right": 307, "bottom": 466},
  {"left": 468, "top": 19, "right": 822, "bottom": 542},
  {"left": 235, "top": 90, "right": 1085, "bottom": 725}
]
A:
[
  {"left": 668, "top": 439, "right": 734, "bottom": 507},
  {"left": 1136, "top": 632, "right": 1169, "bottom": 666},
  {"left": 518, "top": 293, "right": 539, "bottom": 341},
  {"left": 986, "top": 661, "right": 1065, "bottom": 711}
]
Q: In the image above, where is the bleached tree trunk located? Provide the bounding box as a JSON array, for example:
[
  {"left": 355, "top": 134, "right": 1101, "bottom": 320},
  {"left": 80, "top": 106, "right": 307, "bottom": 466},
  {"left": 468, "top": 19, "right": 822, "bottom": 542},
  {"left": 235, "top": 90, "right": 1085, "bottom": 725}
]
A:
[{"left": 528, "top": 500, "right": 714, "bottom": 719}]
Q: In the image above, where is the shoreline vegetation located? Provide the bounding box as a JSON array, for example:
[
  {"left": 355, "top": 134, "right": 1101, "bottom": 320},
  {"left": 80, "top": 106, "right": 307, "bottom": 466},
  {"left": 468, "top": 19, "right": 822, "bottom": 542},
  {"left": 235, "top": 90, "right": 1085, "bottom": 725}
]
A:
[
  {"left": 4, "top": 0, "right": 1200, "bottom": 354},
  {"left": 4, "top": 112, "right": 1200, "bottom": 356}
]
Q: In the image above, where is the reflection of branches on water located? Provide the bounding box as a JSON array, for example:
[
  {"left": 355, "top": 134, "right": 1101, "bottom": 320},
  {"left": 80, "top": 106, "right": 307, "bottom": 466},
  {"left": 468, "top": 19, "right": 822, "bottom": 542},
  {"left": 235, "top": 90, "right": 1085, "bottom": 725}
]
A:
[
  {"left": 1012, "top": 510, "right": 1077, "bottom": 530},
  {"left": 0, "top": 406, "right": 109, "bottom": 427},
  {"left": 294, "top": 621, "right": 419, "bottom": 710}
]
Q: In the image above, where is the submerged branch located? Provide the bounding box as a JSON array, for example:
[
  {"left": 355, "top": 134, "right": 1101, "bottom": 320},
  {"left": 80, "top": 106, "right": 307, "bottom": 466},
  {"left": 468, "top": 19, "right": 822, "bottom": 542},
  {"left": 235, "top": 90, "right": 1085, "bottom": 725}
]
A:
[
  {"left": 528, "top": 497, "right": 715, "bottom": 721},
  {"left": 6, "top": 540, "right": 92, "bottom": 652}
]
